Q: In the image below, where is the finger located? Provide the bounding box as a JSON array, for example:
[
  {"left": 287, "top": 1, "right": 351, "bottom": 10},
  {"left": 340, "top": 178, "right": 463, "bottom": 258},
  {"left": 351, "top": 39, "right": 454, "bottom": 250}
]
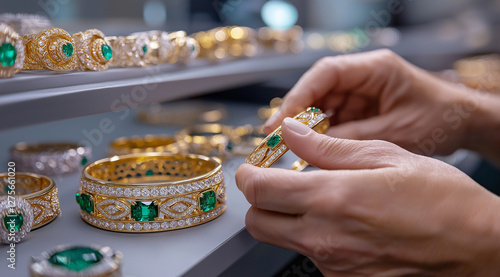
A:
[
  {"left": 235, "top": 164, "right": 314, "bottom": 214},
  {"left": 264, "top": 49, "right": 397, "bottom": 133},
  {"left": 326, "top": 115, "right": 392, "bottom": 140},
  {"left": 281, "top": 117, "right": 402, "bottom": 170},
  {"left": 245, "top": 206, "right": 307, "bottom": 253}
]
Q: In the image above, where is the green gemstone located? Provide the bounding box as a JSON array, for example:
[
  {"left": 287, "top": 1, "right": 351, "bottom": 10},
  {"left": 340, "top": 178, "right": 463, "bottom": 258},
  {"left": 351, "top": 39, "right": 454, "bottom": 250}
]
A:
[
  {"left": 101, "top": 44, "right": 112, "bottom": 60},
  {"left": 62, "top": 43, "right": 73, "bottom": 57},
  {"left": 142, "top": 45, "right": 148, "bottom": 53},
  {"left": 266, "top": 134, "right": 281, "bottom": 148},
  {"left": 3, "top": 212, "right": 23, "bottom": 232},
  {"left": 131, "top": 201, "right": 158, "bottom": 222},
  {"left": 48, "top": 247, "right": 103, "bottom": 271},
  {"left": 199, "top": 190, "right": 216, "bottom": 212},
  {"left": 0, "top": 43, "right": 17, "bottom": 67},
  {"left": 308, "top": 107, "right": 320, "bottom": 112},
  {"left": 78, "top": 193, "right": 94, "bottom": 214},
  {"left": 75, "top": 192, "right": 81, "bottom": 205},
  {"left": 80, "top": 156, "right": 88, "bottom": 166},
  {"left": 145, "top": 170, "right": 154, "bottom": 176}
]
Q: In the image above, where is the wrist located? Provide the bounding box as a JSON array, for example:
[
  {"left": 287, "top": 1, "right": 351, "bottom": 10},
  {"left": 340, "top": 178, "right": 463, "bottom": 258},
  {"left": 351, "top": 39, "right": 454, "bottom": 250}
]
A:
[{"left": 460, "top": 90, "right": 500, "bottom": 165}]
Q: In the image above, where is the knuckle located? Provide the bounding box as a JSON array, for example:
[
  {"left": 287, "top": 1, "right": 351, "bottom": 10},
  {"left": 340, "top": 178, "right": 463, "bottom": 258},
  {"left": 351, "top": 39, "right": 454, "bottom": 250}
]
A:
[{"left": 373, "top": 49, "right": 402, "bottom": 70}]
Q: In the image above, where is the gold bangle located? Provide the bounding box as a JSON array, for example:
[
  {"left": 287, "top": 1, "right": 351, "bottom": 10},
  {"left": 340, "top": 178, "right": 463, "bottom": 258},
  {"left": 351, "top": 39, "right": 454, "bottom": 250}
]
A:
[
  {"left": 246, "top": 107, "right": 329, "bottom": 168},
  {"left": 23, "top": 28, "right": 78, "bottom": 71},
  {"left": 72, "top": 29, "right": 113, "bottom": 71},
  {"left": 136, "top": 101, "right": 228, "bottom": 126},
  {"left": 76, "top": 153, "right": 226, "bottom": 233},
  {"left": 10, "top": 142, "right": 92, "bottom": 176},
  {"left": 0, "top": 23, "right": 25, "bottom": 78},
  {"left": 30, "top": 244, "right": 122, "bottom": 277},
  {"left": 106, "top": 35, "right": 148, "bottom": 67},
  {"left": 1, "top": 172, "right": 61, "bottom": 243},
  {"left": 108, "top": 135, "right": 181, "bottom": 156},
  {"left": 176, "top": 124, "right": 233, "bottom": 160}
]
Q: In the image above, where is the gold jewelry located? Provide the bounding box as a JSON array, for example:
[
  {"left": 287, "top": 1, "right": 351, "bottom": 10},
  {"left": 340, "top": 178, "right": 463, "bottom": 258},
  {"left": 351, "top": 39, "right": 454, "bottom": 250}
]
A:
[
  {"left": 0, "top": 23, "right": 25, "bottom": 78},
  {"left": 10, "top": 142, "right": 92, "bottom": 176},
  {"left": 257, "top": 25, "right": 304, "bottom": 53},
  {"left": 131, "top": 30, "right": 173, "bottom": 65},
  {"left": 108, "top": 135, "right": 181, "bottom": 156},
  {"left": 0, "top": 13, "right": 52, "bottom": 35},
  {"left": 106, "top": 35, "right": 146, "bottom": 67},
  {"left": 1, "top": 172, "right": 61, "bottom": 243},
  {"left": 176, "top": 124, "right": 233, "bottom": 159},
  {"left": 453, "top": 54, "right": 500, "bottom": 93},
  {"left": 229, "top": 125, "right": 266, "bottom": 156},
  {"left": 76, "top": 153, "right": 226, "bottom": 233},
  {"left": 137, "top": 101, "right": 227, "bottom": 126},
  {"left": 168, "top": 31, "right": 200, "bottom": 64},
  {"left": 72, "top": 29, "right": 113, "bottom": 71},
  {"left": 30, "top": 244, "right": 122, "bottom": 277},
  {"left": 247, "top": 107, "right": 329, "bottom": 168},
  {"left": 258, "top": 97, "right": 283, "bottom": 120},
  {"left": 23, "top": 28, "right": 77, "bottom": 71}
]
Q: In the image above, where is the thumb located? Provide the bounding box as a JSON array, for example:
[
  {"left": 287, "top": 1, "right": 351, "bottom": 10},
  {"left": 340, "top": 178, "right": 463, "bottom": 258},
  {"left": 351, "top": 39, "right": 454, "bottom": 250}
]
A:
[{"left": 281, "top": 117, "right": 397, "bottom": 170}]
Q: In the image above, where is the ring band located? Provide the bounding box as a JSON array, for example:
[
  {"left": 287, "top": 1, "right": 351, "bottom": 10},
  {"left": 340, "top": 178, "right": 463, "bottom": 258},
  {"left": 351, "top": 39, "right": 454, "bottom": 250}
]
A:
[
  {"left": 176, "top": 124, "right": 233, "bottom": 160},
  {"left": 1, "top": 173, "right": 60, "bottom": 243},
  {"left": 108, "top": 135, "right": 181, "bottom": 156},
  {"left": 73, "top": 29, "right": 113, "bottom": 71},
  {"left": 0, "top": 23, "right": 25, "bottom": 78},
  {"left": 10, "top": 142, "right": 92, "bottom": 176},
  {"left": 76, "top": 153, "right": 226, "bottom": 233},
  {"left": 30, "top": 244, "right": 122, "bottom": 277},
  {"left": 246, "top": 107, "right": 329, "bottom": 168}
]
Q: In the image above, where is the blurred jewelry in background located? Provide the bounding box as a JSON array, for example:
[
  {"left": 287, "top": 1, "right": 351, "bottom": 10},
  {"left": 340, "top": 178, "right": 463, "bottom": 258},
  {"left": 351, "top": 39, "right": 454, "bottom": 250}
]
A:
[
  {"left": 137, "top": 101, "right": 227, "bottom": 127},
  {"left": 453, "top": 54, "right": 500, "bottom": 93},
  {"left": 257, "top": 25, "right": 304, "bottom": 53},
  {"left": 108, "top": 135, "right": 181, "bottom": 156},
  {"left": 0, "top": 13, "right": 52, "bottom": 35},
  {"left": 0, "top": 23, "right": 25, "bottom": 78},
  {"left": 258, "top": 97, "right": 283, "bottom": 120},
  {"left": 176, "top": 124, "right": 233, "bottom": 160},
  {"left": 10, "top": 142, "right": 92, "bottom": 176}
]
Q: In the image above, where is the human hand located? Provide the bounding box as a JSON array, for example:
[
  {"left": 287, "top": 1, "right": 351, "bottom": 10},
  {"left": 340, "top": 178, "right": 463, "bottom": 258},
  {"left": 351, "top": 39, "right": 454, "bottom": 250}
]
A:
[
  {"left": 264, "top": 49, "right": 476, "bottom": 157},
  {"left": 237, "top": 118, "right": 500, "bottom": 276}
]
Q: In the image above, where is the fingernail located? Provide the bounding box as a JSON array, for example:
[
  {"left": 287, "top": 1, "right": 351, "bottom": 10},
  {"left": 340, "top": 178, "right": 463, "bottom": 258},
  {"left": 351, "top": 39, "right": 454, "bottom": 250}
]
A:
[{"left": 283, "top": 117, "right": 311, "bottom": 136}]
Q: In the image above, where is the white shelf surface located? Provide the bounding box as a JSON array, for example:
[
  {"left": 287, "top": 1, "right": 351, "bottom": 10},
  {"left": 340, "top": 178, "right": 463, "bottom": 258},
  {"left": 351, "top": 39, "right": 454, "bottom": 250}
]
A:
[{"left": 0, "top": 49, "right": 330, "bottom": 131}]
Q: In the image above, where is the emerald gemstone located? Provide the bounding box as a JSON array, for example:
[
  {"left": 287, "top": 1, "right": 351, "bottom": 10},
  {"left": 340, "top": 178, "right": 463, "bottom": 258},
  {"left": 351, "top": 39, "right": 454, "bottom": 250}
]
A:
[
  {"left": 142, "top": 45, "right": 147, "bottom": 53},
  {"left": 0, "top": 43, "right": 17, "bottom": 67},
  {"left": 131, "top": 201, "right": 158, "bottom": 221},
  {"left": 48, "top": 247, "right": 102, "bottom": 271},
  {"left": 101, "top": 44, "right": 112, "bottom": 60},
  {"left": 199, "top": 190, "right": 216, "bottom": 212},
  {"left": 3, "top": 212, "right": 23, "bottom": 232},
  {"left": 77, "top": 193, "right": 94, "bottom": 214},
  {"left": 80, "top": 156, "right": 88, "bottom": 166},
  {"left": 62, "top": 43, "right": 73, "bottom": 57},
  {"left": 145, "top": 170, "right": 154, "bottom": 176},
  {"left": 308, "top": 107, "right": 320, "bottom": 112},
  {"left": 266, "top": 134, "right": 281, "bottom": 148}
]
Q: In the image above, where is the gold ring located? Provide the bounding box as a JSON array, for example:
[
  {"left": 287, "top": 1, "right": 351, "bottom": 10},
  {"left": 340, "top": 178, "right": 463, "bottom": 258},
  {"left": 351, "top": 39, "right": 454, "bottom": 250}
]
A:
[
  {"left": 30, "top": 244, "right": 122, "bottom": 276},
  {"left": 76, "top": 153, "right": 226, "bottom": 233},
  {"left": 72, "top": 29, "right": 113, "bottom": 71},
  {"left": 1, "top": 172, "right": 61, "bottom": 243},
  {"left": 176, "top": 124, "right": 233, "bottom": 160},
  {"left": 131, "top": 30, "right": 174, "bottom": 65},
  {"left": 108, "top": 135, "right": 181, "bottom": 156},
  {"left": 0, "top": 23, "right": 25, "bottom": 78},
  {"left": 168, "top": 31, "right": 200, "bottom": 64},
  {"left": 23, "top": 28, "right": 77, "bottom": 71},
  {"left": 246, "top": 107, "right": 329, "bottom": 168},
  {"left": 10, "top": 142, "right": 92, "bottom": 176}
]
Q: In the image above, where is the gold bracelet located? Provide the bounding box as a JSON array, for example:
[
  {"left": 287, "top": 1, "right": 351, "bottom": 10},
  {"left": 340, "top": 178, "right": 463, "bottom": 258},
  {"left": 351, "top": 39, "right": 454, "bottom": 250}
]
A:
[
  {"left": 108, "top": 135, "right": 181, "bottom": 156},
  {"left": 23, "top": 28, "right": 78, "bottom": 71},
  {"left": 76, "top": 153, "right": 226, "bottom": 233},
  {"left": 30, "top": 244, "right": 122, "bottom": 277},
  {"left": 72, "top": 29, "right": 113, "bottom": 71},
  {"left": 247, "top": 107, "right": 329, "bottom": 168},
  {"left": 1, "top": 172, "right": 61, "bottom": 243},
  {"left": 10, "top": 142, "right": 92, "bottom": 176},
  {"left": 0, "top": 23, "right": 25, "bottom": 78},
  {"left": 176, "top": 124, "right": 233, "bottom": 160}
]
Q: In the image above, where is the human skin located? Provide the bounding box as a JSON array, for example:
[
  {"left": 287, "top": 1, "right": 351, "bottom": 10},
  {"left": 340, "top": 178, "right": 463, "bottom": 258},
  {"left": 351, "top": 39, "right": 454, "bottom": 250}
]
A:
[{"left": 235, "top": 49, "right": 500, "bottom": 276}]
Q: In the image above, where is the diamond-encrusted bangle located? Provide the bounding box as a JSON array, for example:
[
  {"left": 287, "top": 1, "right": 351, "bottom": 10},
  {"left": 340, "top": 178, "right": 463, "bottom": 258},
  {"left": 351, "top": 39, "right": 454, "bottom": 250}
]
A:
[
  {"left": 30, "top": 244, "right": 122, "bottom": 277},
  {"left": 0, "top": 23, "right": 25, "bottom": 78},
  {"left": 131, "top": 30, "right": 174, "bottom": 65},
  {"left": 168, "top": 31, "right": 200, "bottom": 64},
  {"left": 246, "top": 107, "right": 330, "bottom": 168},
  {"left": 176, "top": 124, "right": 233, "bottom": 160},
  {"left": 108, "top": 134, "right": 182, "bottom": 157},
  {"left": 22, "top": 27, "right": 78, "bottom": 71},
  {"left": 76, "top": 153, "right": 226, "bottom": 233},
  {"left": 10, "top": 142, "right": 92, "bottom": 176},
  {"left": 0, "top": 172, "right": 60, "bottom": 244},
  {"left": 72, "top": 29, "right": 113, "bottom": 71}
]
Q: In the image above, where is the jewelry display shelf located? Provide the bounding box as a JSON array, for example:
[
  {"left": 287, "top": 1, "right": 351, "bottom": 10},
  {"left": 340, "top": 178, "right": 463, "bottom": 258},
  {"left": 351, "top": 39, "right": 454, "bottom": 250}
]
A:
[
  {"left": 0, "top": 48, "right": 330, "bottom": 131},
  {"left": 0, "top": 102, "right": 299, "bottom": 277}
]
